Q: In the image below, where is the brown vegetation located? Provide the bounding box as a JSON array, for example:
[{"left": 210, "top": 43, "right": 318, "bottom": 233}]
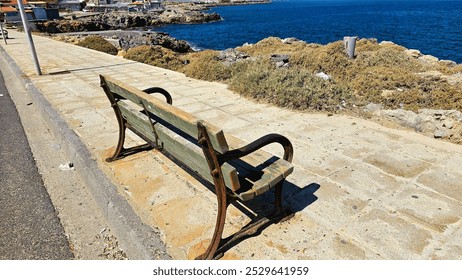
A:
[
  {"left": 124, "top": 45, "right": 185, "bottom": 71},
  {"left": 76, "top": 36, "right": 118, "bottom": 55},
  {"left": 179, "top": 38, "right": 462, "bottom": 112}
]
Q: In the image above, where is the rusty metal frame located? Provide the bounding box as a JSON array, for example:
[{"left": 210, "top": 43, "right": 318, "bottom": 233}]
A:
[
  {"left": 196, "top": 122, "right": 294, "bottom": 260},
  {"left": 101, "top": 78, "right": 172, "bottom": 162}
]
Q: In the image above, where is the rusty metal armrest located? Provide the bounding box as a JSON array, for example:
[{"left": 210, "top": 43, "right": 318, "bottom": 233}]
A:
[
  {"left": 143, "top": 87, "right": 173, "bottom": 105},
  {"left": 219, "top": 133, "right": 294, "bottom": 164}
]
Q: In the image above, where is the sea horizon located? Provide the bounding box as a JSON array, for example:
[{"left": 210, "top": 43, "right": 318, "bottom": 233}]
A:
[{"left": 155, "top": 0, "right": 462, "bottom": 63}]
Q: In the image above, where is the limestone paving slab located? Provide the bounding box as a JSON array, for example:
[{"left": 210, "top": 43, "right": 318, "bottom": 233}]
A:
[
  {"left": 341, "top": 206, "right": 437, "bottom": 259},
  {"left": 383, "top": 184, "right": 462, "bottom": 233},
  {"left": 2, "top": 30, "right": 462, "bottom": 260},
  {"left": 417, "top": 166, "right": 462, "bottom": 202},
  {"left": 430, "top": 225, "right": 462, "bottom": 259}
]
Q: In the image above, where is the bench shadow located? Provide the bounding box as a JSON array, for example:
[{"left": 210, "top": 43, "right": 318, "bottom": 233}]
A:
[
  {"left": 215, "top": 181, "right": 319, "bottom": 258},
  {"left": 163, "top": 152, "right": 320, "bottom": 258}
]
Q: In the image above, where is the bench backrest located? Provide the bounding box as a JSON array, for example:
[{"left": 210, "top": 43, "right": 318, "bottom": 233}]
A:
[{"left": 100, "top": 75, "right": 241, "bottom": 191}]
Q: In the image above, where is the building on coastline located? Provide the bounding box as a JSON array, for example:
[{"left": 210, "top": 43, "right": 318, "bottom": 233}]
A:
[
  {"left": 0, "top": 0, "right": 35, "bottom": 22},
  {"left": 163, "top": 0, "right": 270, "bottom": 3},
  {"left": 0, "top": 0, "right": 60, "bottom": 22},
  {"left": 85, "top": 0, "right": 163, "bottom": 12},
  {"left": 57, "top": 0, "right": 81, "bottom": 11}
]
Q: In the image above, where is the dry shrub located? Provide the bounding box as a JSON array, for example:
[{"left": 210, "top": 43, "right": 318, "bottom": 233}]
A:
[
  {"left": 385, "top": 77, "right": 462, "bottom": 111},
  {"left": 76, "top": 35, "right": 118, "bottom": 55},
  {"left": 237, "top": 37, "right": 309, "bottom": 56},
  {"left": 290, "top": 39, "right": 424, "bottom": 82},
  {"left": 435, "top": 62, "right": 462, "bottom": 75},
  {"left": 228, "top": 59, "right": 352, "bottom": 111},
  {"left": 124, "top": 45, "right": 184, "bottom": 70},
  {"left": 181, "top": 50, "right": 232, "bottom": 81},
  {"left": 350, "top": 66, "right": 420, "bottom": 97},
  {"left": 180, "top": 37, "right": 462, "bottom": 112}
]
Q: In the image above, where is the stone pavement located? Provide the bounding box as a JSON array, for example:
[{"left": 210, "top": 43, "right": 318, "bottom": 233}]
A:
[{"left": 1, "top": 29, "right": 461, "bottom": 260}]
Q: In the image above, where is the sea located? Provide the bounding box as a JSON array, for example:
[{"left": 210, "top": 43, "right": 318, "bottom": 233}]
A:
[{"left": 155, "top": 0, "right": 462, "bottom": 63}]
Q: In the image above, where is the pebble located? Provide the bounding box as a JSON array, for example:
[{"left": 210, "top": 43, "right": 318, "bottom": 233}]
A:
[{"left": 434, "top": 129, "right": 446, "bottom": 138}]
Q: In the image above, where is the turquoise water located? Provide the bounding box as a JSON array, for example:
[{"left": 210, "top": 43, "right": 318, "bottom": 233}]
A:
[{"left": 156, "top": 0, "right": 462, "bottom": 63}]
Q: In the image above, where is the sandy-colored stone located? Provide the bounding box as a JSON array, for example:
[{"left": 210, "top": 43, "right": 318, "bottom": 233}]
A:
[
  {"left": 364, "top": 151, "right": 433, "bottom": 178},
  {"left": 343, "top": 208, "right": 434, "bottom": 259},
  {"left": 385, "top": 185, "right": 462, "bottom": 233}
]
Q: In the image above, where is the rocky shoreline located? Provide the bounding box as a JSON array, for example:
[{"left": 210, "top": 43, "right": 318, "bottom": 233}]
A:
[
  {"left": 54, "top": 30, "right": 193, "bottom": 53},
  {"left": 35, "top": 10, "right": 221, "bottom": 34}
]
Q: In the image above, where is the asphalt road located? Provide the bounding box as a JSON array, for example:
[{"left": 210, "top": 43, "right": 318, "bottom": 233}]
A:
[{"left": 0, "top": 70, "right": 74, "bottom": 260}]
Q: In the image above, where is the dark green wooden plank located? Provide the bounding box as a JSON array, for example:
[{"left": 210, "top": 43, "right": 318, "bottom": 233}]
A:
[{"left": 118, "top": 102, "right": 240, "bottom": 190}]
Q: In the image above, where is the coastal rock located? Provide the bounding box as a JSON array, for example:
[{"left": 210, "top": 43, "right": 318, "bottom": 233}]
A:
[
  {"left": 35, "top": 10, "right": 221, "bottom": 33},
  {"left": 282, "top": 37, "right": 305, "bottom": 44},
  {"left": 418, "top": 109, "right": 462, "bottom": 122},
  {"left": 159, "top": 10, "right": 221, "bottom": 24},
  {"left": 447, "top": 73, "right": 462, "bottom": 85},
  {"left": 442, "top": 120, "right": 454, "bottom": 129},
  {"left": 364, "top": 102, "right": 383, "bottom": 113},
  {"left": 439, "top": 59, "right": 457, "bottom": 67},
  {"left": 381, "top": 109, "right": 420, "bottom": 131},
  {"left": 117, "top": 32, "right": 191, "bottom": 53},
  {"left": 88, "top": 12, "right": 159, "bottom": 28},
  {"left": 270, "top": 54, "right": 290, "bottom": 68},
  {"left": 379, "top": 41, "right": 397, "bottom": 46},
  {"left": 35, "top": 20, "right": 112, "bottom": 33},
  {"left": 418, "top": 70, "right": 445, "bottom": 78},
  {"left": 217, "top": 48, "right": 250, "bottom": 65},
  {"left": 379, "top": 108, "right": 462, "bottom": 143},
  {"left": 434, "top": 129, "right": 446, "bottom": 138},
  {"left": 405, "top": 49, "right": 422, "bottom": 58},
  {"left": 315, "top": 72, "right": 331, "bottom": 80},
  {"left": 418, "top": 54, "right": 439, "bottom": 64},
  {"left": 55, "top": 31, "right": 192, "bottom": 53}
]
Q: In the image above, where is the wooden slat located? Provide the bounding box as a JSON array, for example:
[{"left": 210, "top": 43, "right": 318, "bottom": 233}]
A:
[
  {"left": 101, "top": 75, "right": 229, "bottom": 154},
  {"left": 118, "top": 102, "right": 240, "bottom": 191},
  {"left": 236, "top": 159, "right": 294, "bottom": 201}
]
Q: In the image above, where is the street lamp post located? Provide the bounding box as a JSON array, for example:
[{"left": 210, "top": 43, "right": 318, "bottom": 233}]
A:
[
  {"left": 0, "top": 22, "right": 7, "bottom": 45},
  {"left": 17, "top": 0, "right": 42, "bottom": 75}
]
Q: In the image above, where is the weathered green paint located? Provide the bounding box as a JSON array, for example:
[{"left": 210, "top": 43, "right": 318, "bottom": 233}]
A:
[
  {"left": 235, "top": 158, "right": 294, "bottom": 201},
  {"left": 118, "top": 101, "right": 240, "bottom": 190},
  {"left": 102, "top": 76, "right": 229, "bottom": 154}
]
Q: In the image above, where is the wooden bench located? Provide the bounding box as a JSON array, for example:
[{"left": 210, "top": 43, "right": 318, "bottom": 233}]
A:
[{"left": 100, "top": 75, "right": 294, "bottom": 259}]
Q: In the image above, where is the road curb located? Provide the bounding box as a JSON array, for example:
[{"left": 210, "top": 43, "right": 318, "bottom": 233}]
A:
[{"left": 0, "top": 46, "right": 170, "bottom": 260}]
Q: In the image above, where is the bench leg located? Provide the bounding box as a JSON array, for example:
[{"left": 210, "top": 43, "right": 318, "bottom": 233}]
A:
[
  {"left": 196, "top": 122, "right": 229, "bottom": 260},
  {"left": 211, "top": 181, "right": 293, "bottom": 258},
  {"left": 195, "top": 195, "right": 228, "bottom": 260},
  {"left": 273, "top": 181, "right": 293, "bottom": 220},
  {"left": 106, "top": 118, "right": 127, "bottom": 162},
  {"left": 106, "top": 119, "right": 152, "bottom": 162}
]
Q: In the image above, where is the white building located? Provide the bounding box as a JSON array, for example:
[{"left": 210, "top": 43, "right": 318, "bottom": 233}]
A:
[{"left": 57, "top": 0, "right": 81, "bottom": 11}]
